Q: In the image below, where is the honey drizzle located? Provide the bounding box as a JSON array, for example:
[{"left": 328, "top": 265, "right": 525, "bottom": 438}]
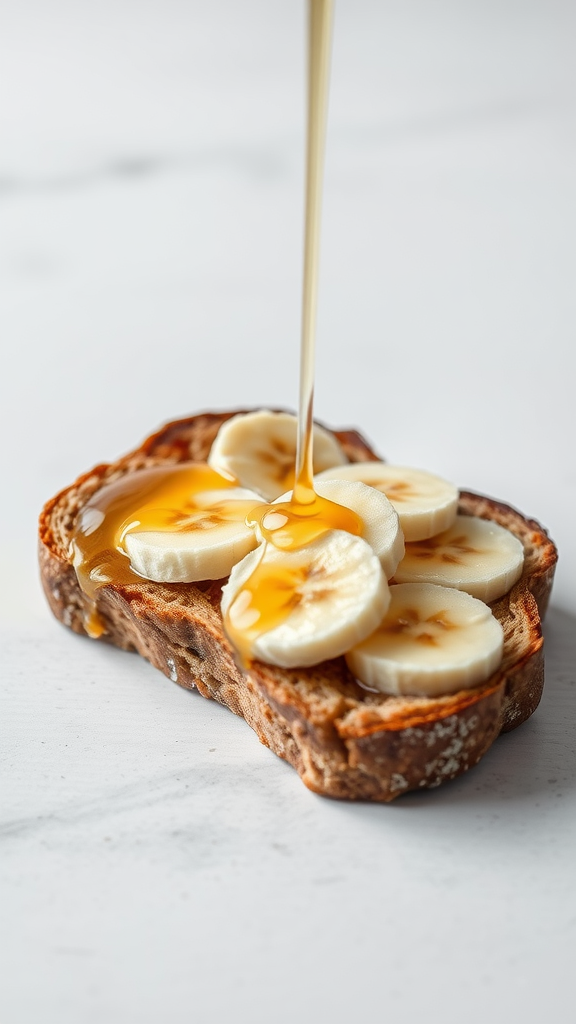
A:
[
  {"left": 247, "top": 499, "right": 359, "bottom": 552},
  {"left": 225, "top": 551, "right": 309, "bottom": 667},
  {"left": 224, "top": 0, "right": 344, "bottom": 661},
  {"left": 226, "top": 495, "right": 362, "bottom": 666},
  {"left": 70, "top": 463, "right": 242, "bottom": 636},
  {"left": 294, "top": 0, "right": 334, "bottom": 507}
]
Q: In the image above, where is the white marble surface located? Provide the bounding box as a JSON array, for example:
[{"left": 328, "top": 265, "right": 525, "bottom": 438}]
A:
[{"left": 1, "top": 2, "right": 575, "bottom": 1022}]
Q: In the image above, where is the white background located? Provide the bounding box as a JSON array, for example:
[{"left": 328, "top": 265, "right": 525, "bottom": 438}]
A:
[{"left": 1, "top": 2, "right": 575, "bottom": 1022}]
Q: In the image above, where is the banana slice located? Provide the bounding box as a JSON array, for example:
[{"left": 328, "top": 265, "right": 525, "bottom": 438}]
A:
[
  {"left": 208, "top": 409, "right": 347, "bottom": 500},
  {"left": 393, "top": 515, "right": 524, "bottom": 602},
  {"left": 315, "top": 462, "right": 458, "bottom": 541},
  {"left": 273, "top": 478, "right": 405, "bottom": 580},
  {"left": 123, "top": 486, "right": 262, "bottom": 583},
  {"left": 346, "top": 582, "right": 504, "bottom": 697},
  {"left": 221, "top": 531, "right": 390, "bottom": 668}
]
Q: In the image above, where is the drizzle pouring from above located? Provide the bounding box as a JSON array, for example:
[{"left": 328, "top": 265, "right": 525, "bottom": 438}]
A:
[{"left": 222, "top": 0, "right": 375, "bottom": 659}]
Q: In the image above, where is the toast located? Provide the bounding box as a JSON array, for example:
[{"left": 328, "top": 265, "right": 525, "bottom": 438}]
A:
[{"left": 39, "top": 411, "right": 558, "bottom": 801}]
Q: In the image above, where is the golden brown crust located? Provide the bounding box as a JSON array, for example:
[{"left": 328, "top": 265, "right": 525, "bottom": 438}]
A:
[{"left": 38, "top": 410, "right": 558, "bottom": 801}]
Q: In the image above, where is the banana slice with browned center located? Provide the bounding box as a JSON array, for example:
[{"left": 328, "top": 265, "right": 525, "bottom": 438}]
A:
[
  {"left": 221, "top": 531, "right": 389, "bottom": 668},
  {"left": 346, "top": 582, "right": 504, "bottom": 697},
  {"left": 316, "top": 461, "right": 458, "bottom": 541},
  {"left": 393, "top": 515, "right": 524, "bottom": 602},
  {"left": 123, "top": 485, "right": 262, "bottom": 583},
  {"left": 207, "top": 409, "right": 347, "bottom": 500}
]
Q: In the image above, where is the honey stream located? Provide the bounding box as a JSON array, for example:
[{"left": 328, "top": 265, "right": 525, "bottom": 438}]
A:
[
  {"left": 223, "top": 0, "right": 357, "bottom": 661},
  {"left": 294, "top": 0, "right": 334, "bottom": 507}
]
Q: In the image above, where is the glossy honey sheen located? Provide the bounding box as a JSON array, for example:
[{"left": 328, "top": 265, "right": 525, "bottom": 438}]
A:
[
  {"left": 248, "top": 493, "right": 360, "bottom": 550},
  {"left": 224, "top": 556, "right": 309, "bottom": 666},
  {"left": 70, "top": 463, "right": 240, "bottom": 635},
  {"left": 225, "top": 493, "right": 360, "bottom": 665}
]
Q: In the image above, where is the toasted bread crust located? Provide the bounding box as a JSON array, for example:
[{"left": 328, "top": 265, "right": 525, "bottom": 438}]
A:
[{"left": 38, "top": 411, "right": 557, "bottom": 801}]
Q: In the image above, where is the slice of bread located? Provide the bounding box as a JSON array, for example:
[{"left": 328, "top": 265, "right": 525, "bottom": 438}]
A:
[{"left": 38, "top": 411, "right": 558, "bottom": 801}]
